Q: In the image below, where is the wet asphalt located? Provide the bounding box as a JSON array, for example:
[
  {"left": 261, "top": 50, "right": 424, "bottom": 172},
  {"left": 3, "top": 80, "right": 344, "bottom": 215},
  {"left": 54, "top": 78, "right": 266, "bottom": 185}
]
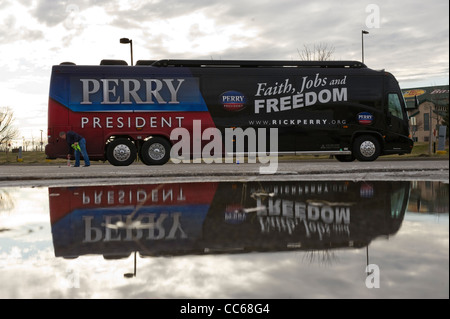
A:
[{"left": 0, "top": 158, "right": 448, "bottom": 187}]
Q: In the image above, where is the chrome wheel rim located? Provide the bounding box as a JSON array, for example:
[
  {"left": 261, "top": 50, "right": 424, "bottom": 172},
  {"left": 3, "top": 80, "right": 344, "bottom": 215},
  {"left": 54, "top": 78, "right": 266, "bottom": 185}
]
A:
[
  {"left": 360, "top": 141, "right": 376, "bottom": 158},
  {"left": 113, "top": 144, "right": 131, "bottom": 162},
  {"left": 148, "top": 143, "right": 165, "bottom": 160}
]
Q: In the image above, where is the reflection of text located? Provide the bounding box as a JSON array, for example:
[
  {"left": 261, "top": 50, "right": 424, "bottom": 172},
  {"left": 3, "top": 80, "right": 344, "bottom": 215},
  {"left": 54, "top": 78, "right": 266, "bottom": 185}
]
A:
[
  {"left": 256, "top": 197, "right": 351, "bottom": 239},
  {"left": 83, "top": 213, "right": 187, "bottom": 242},
  {"left": 82, "top": 188, "right": 186, "bottom": 205}
]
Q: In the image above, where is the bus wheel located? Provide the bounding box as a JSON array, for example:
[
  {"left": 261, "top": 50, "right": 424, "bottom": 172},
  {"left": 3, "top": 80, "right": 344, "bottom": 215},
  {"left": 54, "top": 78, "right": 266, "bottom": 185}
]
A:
[
  {"left": 140, "top": 137, "right": 171, "bottom": 165},
  {"left": 353, "top": 135, "right": 380, "bottom": 161},
  {"left": 106, "top": 138, "right": 137, "bottom": 166},
  {"left": 335, "top": 154, "right": 355, "bottom": 162}
]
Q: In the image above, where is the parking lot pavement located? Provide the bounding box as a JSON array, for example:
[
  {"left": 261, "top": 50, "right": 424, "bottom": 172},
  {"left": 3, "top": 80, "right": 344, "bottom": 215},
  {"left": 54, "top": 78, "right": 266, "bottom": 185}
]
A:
[{"left": 0, "top": 159, "right": 448, "bottom": 186}]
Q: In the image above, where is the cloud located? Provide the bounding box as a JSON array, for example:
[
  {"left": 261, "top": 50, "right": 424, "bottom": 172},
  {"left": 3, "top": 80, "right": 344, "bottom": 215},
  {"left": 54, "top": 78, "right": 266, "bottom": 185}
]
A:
[
  {"left": 0, "top": 10, "right": 44, "bottom": 44},
  {"left": 23, "top": 0, "right": 447, "bottom": 67},
  {"left": 32, "top": 0, "right": 69, "bottom": 27}
]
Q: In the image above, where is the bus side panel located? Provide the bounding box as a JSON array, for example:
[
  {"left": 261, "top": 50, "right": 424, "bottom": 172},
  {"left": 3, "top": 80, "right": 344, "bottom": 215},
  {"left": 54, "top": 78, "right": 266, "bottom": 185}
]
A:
[
  {"left": 47, "top": 99, "right": 108, "bottom": 161},
  {"left": 199, "top": 69, "right": 386, "bottom": 153},
  {"left": 46, "top": 98, "right": 71, "bottom": 159},
  {"left": 47, "top": 65, "right": 218, "bottom": 161},
  {"left": 291, "top": 74, "right": 385, "bottom": 152}
]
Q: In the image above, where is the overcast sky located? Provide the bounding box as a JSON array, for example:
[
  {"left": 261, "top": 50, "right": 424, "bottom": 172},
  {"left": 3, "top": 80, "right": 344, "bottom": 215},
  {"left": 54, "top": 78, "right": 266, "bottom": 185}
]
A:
[{"left": 0, "top": 0, "right": 448, "bottom": 142}]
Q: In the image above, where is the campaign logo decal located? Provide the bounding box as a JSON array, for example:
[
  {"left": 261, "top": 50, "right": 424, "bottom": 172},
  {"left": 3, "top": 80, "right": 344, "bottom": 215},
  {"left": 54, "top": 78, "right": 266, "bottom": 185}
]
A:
[
  {"left": 220, "top": 91, "right": 247, "bottom": 112},
  {"left": 360, "top": 183, "right": 374, "bottom": 198},
  {"left": 224, "top": 204, "right": 246, "bottom": 224},
  {"left": 357, "top": 112, "right": 373, "bottom": 125}
]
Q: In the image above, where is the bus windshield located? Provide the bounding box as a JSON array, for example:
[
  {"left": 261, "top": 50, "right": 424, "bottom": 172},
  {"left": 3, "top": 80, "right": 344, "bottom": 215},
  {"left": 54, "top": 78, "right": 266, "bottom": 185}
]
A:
[{"left": 388, "top": 93, "right": 407, "bottom": 120}]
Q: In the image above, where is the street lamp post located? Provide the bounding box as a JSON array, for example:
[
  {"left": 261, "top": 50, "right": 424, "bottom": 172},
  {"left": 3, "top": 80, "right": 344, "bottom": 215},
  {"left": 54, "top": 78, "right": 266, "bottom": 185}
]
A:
[
  {"left": 361, "top": 30, "right": 369, "bottom": 64},
  {"left": 124, "top": 251, "right": 137, "bottom": 278},
  {"left": 120, "top": 38, "right": 133, "bottom": 66}
]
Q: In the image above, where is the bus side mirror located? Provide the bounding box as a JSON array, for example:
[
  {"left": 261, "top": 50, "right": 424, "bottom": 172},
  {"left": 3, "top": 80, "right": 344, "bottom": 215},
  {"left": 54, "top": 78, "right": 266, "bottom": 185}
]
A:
[{"left": 415, "top": 95, "right": 420, "bottom": 108}]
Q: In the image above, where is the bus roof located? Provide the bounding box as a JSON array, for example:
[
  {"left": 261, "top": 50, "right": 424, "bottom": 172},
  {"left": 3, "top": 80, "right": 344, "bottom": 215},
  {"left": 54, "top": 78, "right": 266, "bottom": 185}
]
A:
[
  {"left": 61, "top": 59, "right": 368, "bottom": 69},
  {"left": 137, "top": 59, "right": 367, "bottom": 68}
]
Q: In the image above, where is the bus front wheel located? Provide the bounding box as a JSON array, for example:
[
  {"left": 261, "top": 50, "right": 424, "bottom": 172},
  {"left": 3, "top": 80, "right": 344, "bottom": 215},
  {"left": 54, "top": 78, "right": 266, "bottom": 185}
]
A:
[
  {"left": 106, "top": 138, "right": 137, "bottom": 166},
  {"left": 353, "top": 135, "right": 381, "bottom": 161},
  {"left": 140, "top": 137, "right": 171, "bottom": 165}
]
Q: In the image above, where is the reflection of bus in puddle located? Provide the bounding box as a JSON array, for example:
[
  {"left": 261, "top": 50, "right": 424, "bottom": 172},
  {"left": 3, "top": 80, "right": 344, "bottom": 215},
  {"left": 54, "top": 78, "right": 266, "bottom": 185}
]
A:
[{"left": 49, "top": 181, "right": 410, "bottom": 259}]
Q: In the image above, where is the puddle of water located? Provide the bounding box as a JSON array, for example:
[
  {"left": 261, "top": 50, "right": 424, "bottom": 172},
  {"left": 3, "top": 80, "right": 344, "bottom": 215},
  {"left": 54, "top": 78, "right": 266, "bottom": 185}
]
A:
[{"left": 0, "top": 180, "right": 448, "bottom": 299}]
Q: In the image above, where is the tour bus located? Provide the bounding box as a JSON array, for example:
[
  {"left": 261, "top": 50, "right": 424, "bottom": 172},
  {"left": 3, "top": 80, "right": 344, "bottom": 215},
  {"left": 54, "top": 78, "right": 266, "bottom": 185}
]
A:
[{"left": 45, "top": 59, "right": 414, "bottom": 165}]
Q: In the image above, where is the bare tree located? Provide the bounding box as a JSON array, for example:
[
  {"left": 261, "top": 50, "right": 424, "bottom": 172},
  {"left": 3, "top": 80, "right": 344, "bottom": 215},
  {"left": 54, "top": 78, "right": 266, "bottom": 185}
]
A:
[
  {"left": 24, "top": 140, "right": 31, "bottom": 152},
  {"left": 297, "top": 43, "right": 335, "bottom": 61},
  {"left": 0, "top": 107, "right": 19, "bottom": 151}
]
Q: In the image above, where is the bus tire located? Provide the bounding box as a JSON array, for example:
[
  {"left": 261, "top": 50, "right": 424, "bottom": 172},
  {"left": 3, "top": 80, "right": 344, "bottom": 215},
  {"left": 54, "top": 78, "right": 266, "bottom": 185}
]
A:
[
  {"left": 353, "top": 135, "right": 381, "bottom": 161},
  {"left": 106, "top": 138, "right": 137, "bottom": 166},
  {"left": 140, "top": 137, "right": 171, "bottom": 165}
]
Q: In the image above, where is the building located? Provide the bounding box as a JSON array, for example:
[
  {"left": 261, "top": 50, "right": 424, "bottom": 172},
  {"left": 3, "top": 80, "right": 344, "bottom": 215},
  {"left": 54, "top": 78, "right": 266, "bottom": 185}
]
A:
[{"left": 403, "top": 85, "right": 449, "bottom": 143}]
